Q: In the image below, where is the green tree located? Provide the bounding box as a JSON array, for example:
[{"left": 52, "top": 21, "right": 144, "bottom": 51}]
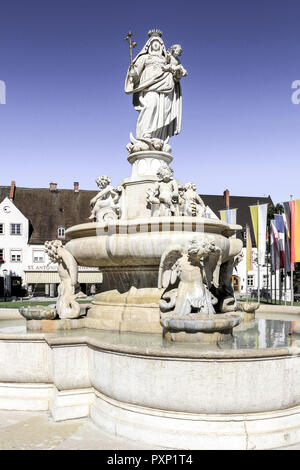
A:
[{"left": 267, "top": 203, "right": 284, "bottom": 229}]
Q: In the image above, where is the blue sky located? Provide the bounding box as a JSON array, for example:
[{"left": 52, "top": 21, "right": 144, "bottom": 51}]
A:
[{"left": 0, "top": 0, "right": 299, "bottom": 204}]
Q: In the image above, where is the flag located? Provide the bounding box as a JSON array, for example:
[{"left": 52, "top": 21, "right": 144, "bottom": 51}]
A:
[
  {"left": 219, "top": 208, "right": 237, "bottom": 224},
  {"left": 270, "top": 220, "right": 280, "bottom": 271},
  {"left": 282, "top": 212, "right": 291, "bottom": 272},
  {"left": 273, "top": 214, "right": 285, "bottom": 269},
  {"left": 246, "top": 225, "right": 253, "bottom": 272},
  {"left": 283, "top": 202, "right": 291, "bottom": 238},
  {"left": 249, "top": 203, "right": 268, "bottom": 265},
  {"left": 283, "top": 199, "right": 300, "bottom": 263}
]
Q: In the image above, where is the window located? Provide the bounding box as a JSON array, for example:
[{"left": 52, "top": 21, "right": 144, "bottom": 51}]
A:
[
  {"left": 57, "top": 227, "right": 65, "bottom": 238},
  {"left": 232, "top": 275, "right": 240, "bottom": 293},
  {"left": 10, "top": 224, "right": 21, "bottom": 235},
  {"left": 33, "top": 249, "right": 44, "bottom": 263},
  {"left": 0, "top": 248, "right": 4, "bottom": 261},
  {"left": 263, "top": 274, "right": 268, "bottom": 287},
  {"left": 0, "top": 224, "right": 4, "bottom": 235},
  {"left": 247, "top": 275, "right": 254, "bottom": 287},
  {"left": 11, "top": 249, "right": 21, "bottom": 262}
]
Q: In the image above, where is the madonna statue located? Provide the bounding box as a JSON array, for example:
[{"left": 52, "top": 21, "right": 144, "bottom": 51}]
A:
[{"left": 125, "top": 30, "right": 187, "bottom": 143}]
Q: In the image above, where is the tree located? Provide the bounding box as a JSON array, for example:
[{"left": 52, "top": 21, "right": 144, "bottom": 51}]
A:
[{"left": 267, "top": 203, "right": 284, "bottom": 229}]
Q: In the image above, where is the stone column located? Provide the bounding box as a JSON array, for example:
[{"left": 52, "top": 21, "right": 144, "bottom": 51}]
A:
[{"left": 123, "top": 151, "right": 175, "bottom": 219}]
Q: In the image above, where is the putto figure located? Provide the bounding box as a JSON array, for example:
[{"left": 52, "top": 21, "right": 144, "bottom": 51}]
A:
[
  {"left": 125, "top": 30, "right": 187, "bottom": 145},
  {"left": 183, "top": 182, "right": 206, "bottom": 217},
  {"left": 89, "top": 175, "right": 122, "bottom": 222},
  {"left": 158, "top": 239, "right": 221, "bottom": 317},
  {"left": 146, "top": 162, "right": 179, "bottom": 216},
  {"left": 164, "top": 44, "right": 187, "bottom": 83}
]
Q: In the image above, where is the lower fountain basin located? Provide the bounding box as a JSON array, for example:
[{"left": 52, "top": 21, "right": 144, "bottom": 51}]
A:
[{"left": 0, "top": 316, "right": 299, "bottom": 449}]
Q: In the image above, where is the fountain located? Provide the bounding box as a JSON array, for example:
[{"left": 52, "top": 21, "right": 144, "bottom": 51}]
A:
[{"left": 1, "top": 29, "right": 300, "bottom": 449}]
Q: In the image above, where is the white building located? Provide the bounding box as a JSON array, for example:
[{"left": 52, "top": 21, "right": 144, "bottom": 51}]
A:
[{"left": 0, "top": 182, "right": 102, "bottom": 298}]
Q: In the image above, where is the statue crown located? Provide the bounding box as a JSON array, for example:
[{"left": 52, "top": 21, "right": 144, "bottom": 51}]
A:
[{"left": 148, "top": 29, "right": 163, "bottom": 38}]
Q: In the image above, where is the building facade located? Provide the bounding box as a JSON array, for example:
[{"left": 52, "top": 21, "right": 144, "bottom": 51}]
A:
[{"left": 0, "top": 182, "right": 102, "bottom": 298}]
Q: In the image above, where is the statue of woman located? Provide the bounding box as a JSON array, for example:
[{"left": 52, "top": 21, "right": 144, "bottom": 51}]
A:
[{"left": 125, "top": 30, "right": 187, "bottom": 142}]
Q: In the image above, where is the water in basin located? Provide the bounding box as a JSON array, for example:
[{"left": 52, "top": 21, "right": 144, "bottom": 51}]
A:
[{"left": 0, "top": 316, "right": 299, "bottom": 352}]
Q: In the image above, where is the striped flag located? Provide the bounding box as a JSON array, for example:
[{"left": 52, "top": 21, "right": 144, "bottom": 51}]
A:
[
  {"left": 219, "top": 208, "right": 237, "bottom": 224},
  {"left": 282, "top": 212, "right": 291, "bottom": 272},
  {"left": 246, "top": 225, "right": 253, "bottom": 272},
  {"left": 270, "top": 220, "right": 280, "bottom": 271},
  {"left": 249, "top": 203, "right": 268, "bottom": 265},
  {"left": 273, "top": 214, "right": 285, "bottom": 269},
  {"left": 283, "top": 199, "right": 300, "bottom": 263}
]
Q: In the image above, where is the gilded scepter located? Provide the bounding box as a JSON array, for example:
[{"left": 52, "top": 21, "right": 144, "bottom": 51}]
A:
[{"left": 125, "top": 31, "right": 137, "bottom": 71}]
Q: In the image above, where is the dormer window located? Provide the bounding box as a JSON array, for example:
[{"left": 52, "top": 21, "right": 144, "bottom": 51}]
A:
[{"left": 57, "top": 227, "right": 65, "bottom": 238}]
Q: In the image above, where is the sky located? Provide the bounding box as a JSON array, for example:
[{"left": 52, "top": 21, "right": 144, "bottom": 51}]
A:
[{"left": 0, "top": 0, "right": 299, "bottom": 204}]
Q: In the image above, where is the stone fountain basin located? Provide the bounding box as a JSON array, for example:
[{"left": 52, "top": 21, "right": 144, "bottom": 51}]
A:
[
  {"left": 19, "top": 305, "right": 57, "bottom": 320},
  {"left": 0, "top": 320, "right": 299, "bottom": 449},
  {"left": 65, "top": 217, "right": 242, "bottom": 267},
  {"left": 161, "top": 312, "right": 242, "bottom": 332}
]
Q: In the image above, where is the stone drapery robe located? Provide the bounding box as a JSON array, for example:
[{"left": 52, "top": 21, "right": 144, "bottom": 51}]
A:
[{"left": 125, "top": 53, "right": 182, "bottom": 141}]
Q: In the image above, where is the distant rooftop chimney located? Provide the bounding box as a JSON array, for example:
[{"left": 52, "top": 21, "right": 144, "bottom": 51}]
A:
[
  {"left": 9, "top": 180, "right": 16, "bottom": 200},
  {"left": 223, "top": 189, "right": 230, "bottom": 209},
  {"left": 74, "top": 182, "right": 79, "bottom": 192},
  {"left": 50, "top": 182, "right": 57, "bottom": 191}
]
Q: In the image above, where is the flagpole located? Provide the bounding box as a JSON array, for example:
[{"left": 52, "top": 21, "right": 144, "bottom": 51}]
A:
[
  {"left": 290, "top": 196, "right": 294, "bottom": 306},
  {"left": 284, "top": 267, "right": 287, "bottom": 306},
  {"left": 270, "top": 262, "right": 273, "bottom": 304},
  {"left": 291, "top": 262, "right": 294, "bottom": 306},
  {"left": 257, "top": 200, "right": 260, "bottom": 305},
  {"left": 246, "top": 223, "right": 249, "bottom": 301},
  {"left": 275, "top": 259, "right": 277, "bottom": 305},
  {"left": 257, "top": 264, "right": 260, "bottom": 304}
]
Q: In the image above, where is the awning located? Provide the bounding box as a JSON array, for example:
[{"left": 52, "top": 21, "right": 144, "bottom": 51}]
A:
[
  {"left": 24, "top": 272, "right": 103, "bottom": 284},
  {"left": 78, "top": 272, "right": 103, "bottom": 283}
]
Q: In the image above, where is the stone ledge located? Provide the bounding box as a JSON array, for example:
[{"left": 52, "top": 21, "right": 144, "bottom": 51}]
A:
[{"left": 26, "top": 318, "right": 86, "bottom": 331}]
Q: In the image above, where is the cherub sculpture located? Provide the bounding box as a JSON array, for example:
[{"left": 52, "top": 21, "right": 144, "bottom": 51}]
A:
[
  {"left": 183, "top": 182, "right": 206, "bottom": 217},
  {"left": 89, "top": 175, "right": 122, "bottom": 222},
  {"left": 164, "top": 44, "right": 188, "bottom": 82},
  {"left": 45, "top": 240, "right": 86, "bottom": 319},
  {"left": 158, "top": 239, "right": 221, "bottom": 317},
  {"left": 146, "top": 162, "right": 179, "bottom": 216}
]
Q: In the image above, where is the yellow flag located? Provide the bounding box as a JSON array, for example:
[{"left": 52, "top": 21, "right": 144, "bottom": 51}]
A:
[
  {"left": 295, "top": 200, "right": 300, "bottom": 262},
  {"left": 219, "top": 210, "right": 226, "bottom": 222},
  {"left": 246, "top": 226, "right": 253, "bottom": 272},
  {"left": 250, "top": 205, "right": 259, "bottom": 244},
  {"left": 249, "top": 204, "right": 268, "bottom": 265}
]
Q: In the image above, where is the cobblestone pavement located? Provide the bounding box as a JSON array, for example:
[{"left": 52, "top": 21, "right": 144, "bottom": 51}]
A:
[{"left": 0, "top": 410, "right": 298, "bottom": 450}]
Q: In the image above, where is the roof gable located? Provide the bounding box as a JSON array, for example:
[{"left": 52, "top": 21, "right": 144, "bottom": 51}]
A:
[{"left": 0, "top": 196, "right": 28, "bottom": 222}]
